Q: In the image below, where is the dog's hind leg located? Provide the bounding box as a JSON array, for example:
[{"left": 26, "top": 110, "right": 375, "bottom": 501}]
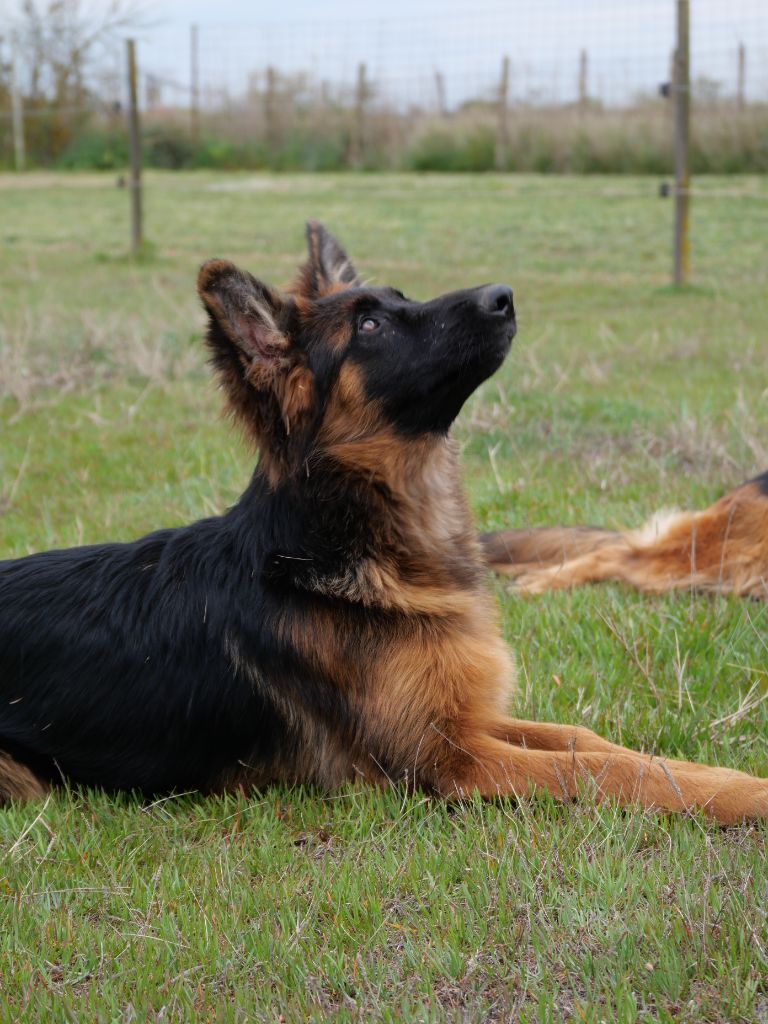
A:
[
  {"left": 0, "top": 751, "right": 50, "bottom": 804},
  {"left": 434, "top": 728, "right": 768, "bottom": 825}
]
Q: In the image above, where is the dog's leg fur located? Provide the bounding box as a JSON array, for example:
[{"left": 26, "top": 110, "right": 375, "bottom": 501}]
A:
[
  {"left": 360, "top": 600, "right": 768, "bottom": 824},
  {"left": 0, "top": 751, "right": 49, "bottom": 803},
  {"left": 480, "top": 526, "right": 622, "bottom": 570},
  {"left": 435, "top": 720, "right": 768, "bottom": 825},
  {"left": 486, "top": 717, "right": 728, "bottom": 773},
  {"left": 482, "top": 473, "right": 768, "bottom": 598}
]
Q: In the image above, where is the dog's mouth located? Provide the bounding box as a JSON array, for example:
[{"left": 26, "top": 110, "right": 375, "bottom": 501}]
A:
[
  {"left": 476, "top": 283, "right": 516, "bottom": 350},
  {"left": 477, "top": 308, "right": 517, "bottom": 358},
  {"left": 482, "top": 326, "right": 515, "bottom": 375}
]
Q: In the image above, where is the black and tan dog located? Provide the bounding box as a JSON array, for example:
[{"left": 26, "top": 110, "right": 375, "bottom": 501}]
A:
[
  {"left": 1, "top": 224, "right": 766, "bottom": 824},
  {"left": 483, "top": 473, "right": 768, "bottom": 598}
]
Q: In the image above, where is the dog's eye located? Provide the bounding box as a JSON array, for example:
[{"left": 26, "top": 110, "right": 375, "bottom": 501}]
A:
[{"left": 359, "top": 316, "right": 380, "bottom": 334}]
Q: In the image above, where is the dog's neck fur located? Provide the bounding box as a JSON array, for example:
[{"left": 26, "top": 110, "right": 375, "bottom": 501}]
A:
[{"left": 234, "top": 432, "right": 484, "bottom": 610}]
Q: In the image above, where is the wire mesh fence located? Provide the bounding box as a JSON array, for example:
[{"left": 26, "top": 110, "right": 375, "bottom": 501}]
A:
[{"left": 1, "top": 0, "right": 766, "bottom": 173}]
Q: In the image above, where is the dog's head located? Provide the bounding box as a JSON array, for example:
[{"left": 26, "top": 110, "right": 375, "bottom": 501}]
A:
[{"left": 198, "top": 221, "right": 515, "bottom": 480}]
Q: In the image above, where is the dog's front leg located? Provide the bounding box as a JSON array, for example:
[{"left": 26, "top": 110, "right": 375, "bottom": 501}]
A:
[
  {"left": 487, "top": 717, "right": 626, "bottom": 754},
  {"left": 432, "top": 730, "right": 768, "bottom": 826},
  {"left": 486, "top": 715, "right": 740, "bottom": 775}
]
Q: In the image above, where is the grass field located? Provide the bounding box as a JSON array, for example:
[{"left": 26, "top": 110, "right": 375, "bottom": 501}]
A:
[{"left": 1, "top": 171, "right": 767, "bottom": 1022}]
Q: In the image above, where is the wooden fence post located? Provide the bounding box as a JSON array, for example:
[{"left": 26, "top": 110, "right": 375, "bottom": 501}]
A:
[
  {"left": 126, "top": 39, "right": 143, "bottom": 257},
  {"left": 265, "top": 66, "right": 278, "bottom": 154},
  {"left": 434, "top": 69, "right": 446, "bottom": 116},
  {"left": 190, "top": 23, "right": 201, "bottom": 143},
  {"left": 737, "top": 42, "right": 746, "bottom": 109},
  {"left": 496, "top": 56, "right": 510, "bottom": 171},
  {"left": 11, "top": 32, "right": 26, "bottom": 172},
  {"left": 350, "top": 62, "right": 368, "bottom": 168},
  {"left": 672, "top": 0, "right": 690, "bottom": 286},
  {"left": 578, "top": 49, "right": 588, "bottom": 108}
]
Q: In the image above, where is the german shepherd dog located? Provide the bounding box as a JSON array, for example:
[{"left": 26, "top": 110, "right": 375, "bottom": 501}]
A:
[
  {"left": 483, "top": 473, "right": 768, "bottom": 598},
  {"left": 1, "top": 223, "right": 766, "bottom": 825}
]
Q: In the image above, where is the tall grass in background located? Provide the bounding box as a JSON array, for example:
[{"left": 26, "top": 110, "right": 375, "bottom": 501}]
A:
[{"left": 3, "top": 94, "right": 767, "bottom": 173}]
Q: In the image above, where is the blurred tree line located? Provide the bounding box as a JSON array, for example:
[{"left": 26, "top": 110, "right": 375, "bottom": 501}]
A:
[{"left": 1, "top": 0, "right": 133, "bottom": 166}]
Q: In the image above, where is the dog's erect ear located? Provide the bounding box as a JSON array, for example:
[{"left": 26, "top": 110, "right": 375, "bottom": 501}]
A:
[
  {"left": 292, "top": 220, "right": 361, "bottom": 298},
  {"left": 198, "top": 259, "right": 314, "bottom": 451},
  {"left": 198, "top": 259, "right": 288, "bottom": 370}
]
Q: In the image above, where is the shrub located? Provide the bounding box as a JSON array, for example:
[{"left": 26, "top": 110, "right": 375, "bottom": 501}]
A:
[{"left": 56, "top": 128, "right": 128, "bottom": 170}]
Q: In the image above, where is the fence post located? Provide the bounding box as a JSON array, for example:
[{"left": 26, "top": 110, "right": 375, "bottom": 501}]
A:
[
  {"left": 578, "top": 49, "right": 589, "bottom": 108},
  {"left": 265, "top": 66, "right": 278, "bottom": 154},
  {"left": 10, "top": 32, "right": 26, "bottom": 172},
  {"left": 190, "top": 23, "right": 201, "bottom": 143},
  {"left": 126, "top": 38, "right": 143, "bottom": 257},
  {"left": 145, "top": 74, "right": 161, "bottom": 110},
  {"left": 350, "top": 63, "right": 368, "bottom": 168},
  {"left": 737, "top": 42, "right": 746, "bottom": 109},
  {"left": 434, "top": 69, "right": 446, "bottom": 116},
  {"left": 672, "top": 0, "right": 690, "bottom": 286},
  {"left": 496, "top": 55, "right": 510, "bottom": 171}
]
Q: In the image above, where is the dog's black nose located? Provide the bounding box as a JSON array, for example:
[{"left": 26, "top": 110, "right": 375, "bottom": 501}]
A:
[{"left": 479, "top": 284, "right": 514, "bottom": 317}]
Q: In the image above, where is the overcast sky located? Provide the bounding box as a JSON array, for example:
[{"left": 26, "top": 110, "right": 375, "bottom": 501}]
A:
[{"left": 5, "top": 0, "right": 766, "bottom": 106}]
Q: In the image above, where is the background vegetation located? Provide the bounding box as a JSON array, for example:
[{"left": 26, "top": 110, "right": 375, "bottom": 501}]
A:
[
  {"left": 4, "top": 97, "right": 768, "bottom": 174},
  {"left": 3, "top": 1, "right": 766, "bottom": 174},
  {"left": 1, "top": 172, "right": 767, "bottom": 1021}
]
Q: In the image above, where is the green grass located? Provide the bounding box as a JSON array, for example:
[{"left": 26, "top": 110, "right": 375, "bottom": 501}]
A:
[{"left": 1, "top": 171, "right": 767, "bottom": 1022}]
